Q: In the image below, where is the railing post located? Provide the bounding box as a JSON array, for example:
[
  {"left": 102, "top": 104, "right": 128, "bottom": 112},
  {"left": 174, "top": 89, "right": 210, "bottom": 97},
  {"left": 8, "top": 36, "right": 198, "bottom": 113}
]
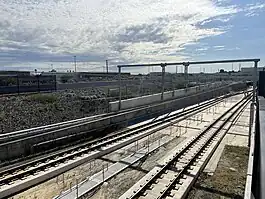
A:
[
  {"left": 161, "top": 63, "right": 166, "bottom": 100},
  {"left": 253, "top": 61, "right": 258, "bottom": 103},
  {"left": 118, "top": 66, "right": 122, "bottom": 110},
  {"left": 183, "top": 62, "right": 189, "bottom": 89},
  {"left": 249, "top": 60, "right": 259, "bottom": 146}
]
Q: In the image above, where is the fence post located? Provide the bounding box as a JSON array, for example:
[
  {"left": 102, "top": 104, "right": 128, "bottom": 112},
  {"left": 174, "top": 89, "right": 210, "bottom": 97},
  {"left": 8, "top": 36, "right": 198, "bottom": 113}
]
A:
[
  {"left": 54, "top": 75, "right": 57, "bottom": 92},
  {"left": 16, "top": 75, "right": 20, "bottom": 94},
  {"left": 125, "top": 85, "right": 128, "bottom": 98},
  {"left": 76, "top": 179, "right": 79, "bottom": 198},
  {"left": 37, "top": 75, "right": 40, "bottom": 93},
  {"left": 102, "top": 165, "right": 105, "bottom": 182}
]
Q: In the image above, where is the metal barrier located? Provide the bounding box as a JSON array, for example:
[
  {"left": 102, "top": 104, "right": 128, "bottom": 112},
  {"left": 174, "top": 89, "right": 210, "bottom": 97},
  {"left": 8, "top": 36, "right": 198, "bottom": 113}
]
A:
[
  {"left": 0, "top": 75, "right": 56, "bottom": 94},
  {"left": 117, "top": 59, "right": 260, "bottom": 110}
]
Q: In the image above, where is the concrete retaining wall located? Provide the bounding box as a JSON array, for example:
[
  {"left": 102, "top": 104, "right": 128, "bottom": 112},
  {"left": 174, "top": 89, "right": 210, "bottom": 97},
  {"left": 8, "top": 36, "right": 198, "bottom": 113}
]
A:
[{"left": 109, "top": 82, "right": 228, "bottom": 111}]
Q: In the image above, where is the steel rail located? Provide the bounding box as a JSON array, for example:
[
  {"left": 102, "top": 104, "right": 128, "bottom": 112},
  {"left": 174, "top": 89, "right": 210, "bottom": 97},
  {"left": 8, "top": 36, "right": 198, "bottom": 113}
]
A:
[
  {"left": 0, "top": 84, "right": 243, "bottom": 165},
  {"left": 0, "top": 92, "right": 231, "bottom": 171},
  {"left": 0, "top": 93, "right": 230, "bottom": 166},
  {"left": 158, "top": 96, "right": 250, "bottom": 199},
  {"left": 0, "top": 83, "right": 236, "bottom": 145},
  {"left": 0, "top": 96, "right": 225, "bottom": 181},
  {"left": 122, "top": 94, "right": 250, "bottom": 199}
]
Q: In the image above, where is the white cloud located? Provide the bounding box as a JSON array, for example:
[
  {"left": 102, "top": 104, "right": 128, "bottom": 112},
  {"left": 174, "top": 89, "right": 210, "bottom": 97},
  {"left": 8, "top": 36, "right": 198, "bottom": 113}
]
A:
[
  {"left": 196, "top": 47, "right": 209, "bottom": 51},
  {"left": 248, "top": 3, "right": 265, "bottom": 11},
  {"left": 213, "top": 45, "right": 225, "bottom": 51},
  {"left": 244, "top": 3, "right": 265, "bottom": 17},
  {"left": 214, "top": 45, "right": 225, "bottom": 48},
  {"left": 0, "top": 0, "right": 240, "bottom": 69}
]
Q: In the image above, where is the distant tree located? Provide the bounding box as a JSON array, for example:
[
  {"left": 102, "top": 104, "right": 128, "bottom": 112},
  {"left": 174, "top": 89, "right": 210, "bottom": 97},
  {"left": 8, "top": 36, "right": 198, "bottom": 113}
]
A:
[
  {"left": 50, "top": 69, "right": 56, "bottom": 72},
  {"left": 219, "top": 69, "right": 225, "bottom": 73}
]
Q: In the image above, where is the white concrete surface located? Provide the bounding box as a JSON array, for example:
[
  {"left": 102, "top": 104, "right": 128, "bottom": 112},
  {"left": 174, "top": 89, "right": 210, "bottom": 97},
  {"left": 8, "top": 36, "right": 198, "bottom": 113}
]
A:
[
  {"left": 56, "top": 128, "right": 180, "bottom": 199},
  {"left": 119, "top": 94, "right": 246, "bottom": 199},
  {"left": 204, "top": 104, "right": 250, "bottom": 174}
]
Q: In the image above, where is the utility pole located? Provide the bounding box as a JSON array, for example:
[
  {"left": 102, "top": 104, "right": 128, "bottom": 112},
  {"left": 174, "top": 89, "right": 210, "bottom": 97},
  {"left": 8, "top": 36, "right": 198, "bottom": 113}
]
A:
[
  {"left": 74, "top": 56, "right": 77, "bottom": 72},
  {"left": 106, "top": 60, "right": 109, "bottom": 74}
]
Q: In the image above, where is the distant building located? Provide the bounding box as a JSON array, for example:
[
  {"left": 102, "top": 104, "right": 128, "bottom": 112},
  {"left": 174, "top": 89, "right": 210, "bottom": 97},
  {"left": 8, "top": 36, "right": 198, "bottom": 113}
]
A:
[{"left": 241, "top": 67, "right": 265, "bottom": 74}]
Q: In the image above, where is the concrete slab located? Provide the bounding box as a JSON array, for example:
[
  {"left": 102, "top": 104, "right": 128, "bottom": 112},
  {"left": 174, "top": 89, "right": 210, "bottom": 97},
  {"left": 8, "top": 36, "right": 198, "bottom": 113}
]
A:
[
  {"left": 119, "top": 94, "right": 247, "bottom": 199},
  {"left": 204, "top": 104, "right": 250, "bottom": 173},
  {"left": 56, "top": 127, "right": 180, "bottom": 199}
]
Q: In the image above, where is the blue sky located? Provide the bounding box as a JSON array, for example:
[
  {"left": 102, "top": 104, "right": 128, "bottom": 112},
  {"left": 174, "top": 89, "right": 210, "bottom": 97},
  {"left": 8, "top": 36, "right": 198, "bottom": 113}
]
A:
[{"left": 0, "top": 0, "right": 264, "bottom": 73}]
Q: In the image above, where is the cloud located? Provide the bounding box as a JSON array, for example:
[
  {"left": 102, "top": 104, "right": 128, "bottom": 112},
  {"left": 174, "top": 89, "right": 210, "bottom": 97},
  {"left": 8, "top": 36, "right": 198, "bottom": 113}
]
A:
[
  {"left": 213, "top": 45, "right": 225, "bottom": 51},
  {"left": 196, "top": 47, "right": 209, "bottom": 51},
  {"left": 244, "top": 2, "right": 265, "bottom": 17},
  {"left": 214, "top": 45, "right": 225, "bottom": 48},
  {"left": 0, "top": 0, "right": 242, "bottom": 70},
  {"left": 248, "top": 3, "right": 265, "bottom": 11}
]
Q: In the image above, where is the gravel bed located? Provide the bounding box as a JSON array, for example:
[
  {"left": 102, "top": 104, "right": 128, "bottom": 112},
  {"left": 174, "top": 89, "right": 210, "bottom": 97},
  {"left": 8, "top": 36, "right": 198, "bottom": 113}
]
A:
[
  {"left": 0, "top": 88, "right": 109, "bottom": 133},
  {"left": 187, "top": 145, "right": 249, "bottom": 199}
]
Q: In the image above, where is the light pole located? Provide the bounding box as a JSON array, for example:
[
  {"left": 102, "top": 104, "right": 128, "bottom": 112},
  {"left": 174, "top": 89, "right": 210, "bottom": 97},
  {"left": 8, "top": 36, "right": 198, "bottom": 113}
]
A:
[{"left": 74, "top": 56, "right": 77, "bottom": 72}]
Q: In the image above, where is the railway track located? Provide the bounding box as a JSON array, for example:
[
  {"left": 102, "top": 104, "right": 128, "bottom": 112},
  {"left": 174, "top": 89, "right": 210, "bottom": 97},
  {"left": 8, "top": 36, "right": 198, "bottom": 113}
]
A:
[
  {"left": 0, "top": 86, "right": 240, "bottom": 145},
  {"left": 119, "top": 94, "right": 250, "bottom": 199},
  {"left": 0, "top": 92, "right": 238, "bottom": 165},
  {"left": 0, "top": 93, "right": 232, "bottom": 171},
  {"left": 0, "top": 85, "right": 243, "bottom": 163},
  {"left": 0, "top": 113, "right": 108, "bottom": 144},
  {"left": 0, "top": 93, "right": 240, "bottom": 198}
]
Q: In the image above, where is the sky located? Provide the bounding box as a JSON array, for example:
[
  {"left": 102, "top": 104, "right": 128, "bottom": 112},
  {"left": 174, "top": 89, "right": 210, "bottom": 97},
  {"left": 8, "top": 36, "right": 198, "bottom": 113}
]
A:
[{"left": 0, "top": 0, "right": 264, "bottom": 73}]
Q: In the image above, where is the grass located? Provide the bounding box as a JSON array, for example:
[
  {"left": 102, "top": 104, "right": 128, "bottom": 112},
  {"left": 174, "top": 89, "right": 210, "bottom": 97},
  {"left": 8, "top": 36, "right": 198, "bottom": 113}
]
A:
[{"left": 28, "top": 94, "right": 57, "bottom": 104}]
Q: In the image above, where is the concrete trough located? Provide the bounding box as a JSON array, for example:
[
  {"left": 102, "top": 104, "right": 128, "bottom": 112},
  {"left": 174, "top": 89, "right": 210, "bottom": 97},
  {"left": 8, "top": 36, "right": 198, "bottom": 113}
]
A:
[{"left": 0, "top": 82, "right": 247, "bottom": 162}]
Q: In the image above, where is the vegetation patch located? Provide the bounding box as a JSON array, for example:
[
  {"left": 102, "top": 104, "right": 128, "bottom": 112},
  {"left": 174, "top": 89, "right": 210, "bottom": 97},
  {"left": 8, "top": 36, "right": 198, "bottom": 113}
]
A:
[{"left": 28, "top": 94, "right": 57, "bottom": 104}]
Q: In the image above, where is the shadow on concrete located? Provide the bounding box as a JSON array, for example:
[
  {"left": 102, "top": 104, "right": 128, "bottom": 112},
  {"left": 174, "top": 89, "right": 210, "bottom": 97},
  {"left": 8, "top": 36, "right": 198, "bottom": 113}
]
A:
[{"left": 98, "top": 157, "right": 150, "bottom": 174}]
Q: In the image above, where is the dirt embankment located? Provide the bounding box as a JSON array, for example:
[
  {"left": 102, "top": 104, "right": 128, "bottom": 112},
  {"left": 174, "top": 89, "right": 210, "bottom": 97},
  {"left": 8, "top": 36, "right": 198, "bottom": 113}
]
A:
[{"left": 0, "top": 88, "right": 108, "bottom": 133}]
